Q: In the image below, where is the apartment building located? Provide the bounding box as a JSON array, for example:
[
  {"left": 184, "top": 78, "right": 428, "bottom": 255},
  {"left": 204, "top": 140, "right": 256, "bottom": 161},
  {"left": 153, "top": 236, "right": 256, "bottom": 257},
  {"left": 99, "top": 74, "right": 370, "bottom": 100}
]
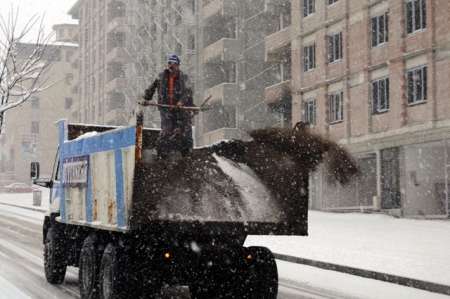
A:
[
  {"left": 68, "top": 0, "right": 197, "bottom": 129},
  {"left": 64, "top": 0, "right": 449, "bottom": 217},
  {"left": 265, "top": 0, "right": 450, "bottom": 217},
  {"left": 0, "top": 24, "right": 79, "bottom": 186},
  {"left": 197, "top": 0, "right": 284, "bottom": 146},
  {"left": 67, "top": 0, "right": 284, "bottom": 146}
]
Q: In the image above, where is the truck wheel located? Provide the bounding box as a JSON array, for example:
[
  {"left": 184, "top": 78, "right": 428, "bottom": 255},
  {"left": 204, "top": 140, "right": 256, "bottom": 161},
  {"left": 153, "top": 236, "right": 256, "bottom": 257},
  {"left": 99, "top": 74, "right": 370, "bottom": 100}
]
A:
[
  {"left": 44, "top": 228, "right": 67, "bottom": 284},
  {"left": 79, "top": 236, "right": 100, "bottom": 299},
  {"left": 99, "top": 243, "right": 159, "bottom": 299},
  {"left": 99, "top": 243, "right": 148, "bottom": 299},
  {"left": 246, "top": 246, "right": 278, "bottom": 299}
]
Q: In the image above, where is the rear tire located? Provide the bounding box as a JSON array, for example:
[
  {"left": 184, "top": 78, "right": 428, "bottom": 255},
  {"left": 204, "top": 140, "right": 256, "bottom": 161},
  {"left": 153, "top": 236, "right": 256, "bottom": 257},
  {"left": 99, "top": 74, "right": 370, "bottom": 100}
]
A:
[
  {"left": 79, "top": 236, "right": 100, "bottom": 299},
  {"left": 246, "top": 246, "right": 278, "bottom": 299},
  {"left": 44, "top": 228, "right": 67, "bottom": 284},
  {"left": 99, "top": 243, "right": 152, "bottom": 299}
]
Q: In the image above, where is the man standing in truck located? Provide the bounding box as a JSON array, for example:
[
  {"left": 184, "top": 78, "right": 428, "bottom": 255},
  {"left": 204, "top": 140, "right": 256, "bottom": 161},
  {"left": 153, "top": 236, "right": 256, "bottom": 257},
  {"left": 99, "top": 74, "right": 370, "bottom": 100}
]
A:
[{"left": 139, "top": 55, "right": 195, "bottom": 160}]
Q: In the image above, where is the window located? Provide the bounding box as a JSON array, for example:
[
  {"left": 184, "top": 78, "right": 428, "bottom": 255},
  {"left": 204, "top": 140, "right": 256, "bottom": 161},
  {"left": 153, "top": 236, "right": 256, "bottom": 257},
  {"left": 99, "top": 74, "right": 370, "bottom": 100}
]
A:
[
  {"left": 372, "top": 12, "right": 388, "bottom": 48},
  {"left": 277, "top": 59, "right": 291, "bottom": 82},
  {"left": 31, "top": 97, "right": 39, "bottom": 108},
  {"left": 372, "top": 77, "right": 389, "bottom": 114},
  {"left": 303, "top": 99, "right": 316, "bottom": 125},
  {"left": 66, "top": 50, "right": 74, "bottom": 62},
  {"left": 163, "top": 20, "right": 167, "bottom": 33},
  {"left": 406, "top": 0, "right": 426, "bottom": 35},
  {"left": 328, "top": 0, "right": 339, "bottom": 5},
  {"left": 407, "top": 66, "right": 427, "bottom": 105},
  {"left": 329, "top": 91, "right": 343, "bottom": 124},
  {"left": 226, "top": 19, "right": 237, "bottom": 39},
  {"left": 328, "top": 32, "right": 342, "bottom": 63},
  {"left": 303, "top": 43, "right": 316, "bottom": 72},
  {"left": 277, "top": 3, "right": 291, "bottom": 30},
  {"left": 189, "top": 0, "right": 195, "bottom": 14},
  {"left": 188, "top": 35, "right": 195, "bottom": 50},
  {"left": 151, "top": 24, "right": 156, "bottom": 38},
  {"left": 303, "top": 0, "right": 315, "bottom": 18},
  {"left": 31, "top": 121, "right": 39, "bottom": 134},
  {"left": 65, "top": 98, "right": 73, "bottom": 109},
  {"left": 225, "top": 63, "right": 237, "bottom": 83},
  {"left": 54, "top": 50, "right": 61, "bottom": 61},
  {"left": 175, "top": 6, "right": 182, "bottom": 26},
  {"left": 66, "top": 74, "right": 74, "bottom": 85},
  {"left": 176, "top": 43, "right": 182, "bottom": 55}
]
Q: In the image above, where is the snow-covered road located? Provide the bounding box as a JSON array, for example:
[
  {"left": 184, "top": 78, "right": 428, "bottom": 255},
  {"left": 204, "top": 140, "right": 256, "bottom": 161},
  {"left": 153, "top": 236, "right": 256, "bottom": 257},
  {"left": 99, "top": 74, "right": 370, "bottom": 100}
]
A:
[
  {"left": 0, "top": 202, "right": 448, "bottom": 299},
  {"left": 0, "top": 205, "right": 79, "bottom": 299}
]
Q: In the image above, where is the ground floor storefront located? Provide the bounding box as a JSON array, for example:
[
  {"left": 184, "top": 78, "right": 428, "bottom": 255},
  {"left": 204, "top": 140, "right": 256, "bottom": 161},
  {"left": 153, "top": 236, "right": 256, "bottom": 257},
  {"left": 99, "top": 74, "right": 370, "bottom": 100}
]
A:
[{"left": 310, "top": 139, "right": 450, "bottom": 218}]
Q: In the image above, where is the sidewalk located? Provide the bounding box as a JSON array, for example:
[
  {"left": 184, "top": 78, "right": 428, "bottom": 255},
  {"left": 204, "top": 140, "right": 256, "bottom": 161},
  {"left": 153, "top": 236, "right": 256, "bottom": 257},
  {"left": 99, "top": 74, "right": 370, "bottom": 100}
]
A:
[
  {"left": 1, "top": 188, "right": 450, "bottom": 295},
  {"left": 246, "top": 211, "right": 450, "bottom": 296}
]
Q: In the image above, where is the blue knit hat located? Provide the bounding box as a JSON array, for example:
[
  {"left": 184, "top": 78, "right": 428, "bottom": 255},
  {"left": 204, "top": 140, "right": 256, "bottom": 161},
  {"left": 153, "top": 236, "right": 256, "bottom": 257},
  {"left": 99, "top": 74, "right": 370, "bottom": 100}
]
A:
[{"left": 168, "top": 55, "right": 180, "bottom": 64}]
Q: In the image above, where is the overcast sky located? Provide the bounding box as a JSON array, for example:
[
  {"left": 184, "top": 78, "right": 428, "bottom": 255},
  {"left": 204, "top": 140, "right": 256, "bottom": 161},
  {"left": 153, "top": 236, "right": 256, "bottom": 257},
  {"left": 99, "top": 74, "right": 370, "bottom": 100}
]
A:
[{"left": 2, "top": 0, "right": 77, "bottom": 42}]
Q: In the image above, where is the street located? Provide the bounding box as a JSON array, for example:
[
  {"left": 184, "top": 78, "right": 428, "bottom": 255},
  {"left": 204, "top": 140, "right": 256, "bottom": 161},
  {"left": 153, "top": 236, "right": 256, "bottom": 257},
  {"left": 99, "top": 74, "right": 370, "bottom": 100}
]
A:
[{"left": 0, "top": 203, "right": 447, "bottom": 299}]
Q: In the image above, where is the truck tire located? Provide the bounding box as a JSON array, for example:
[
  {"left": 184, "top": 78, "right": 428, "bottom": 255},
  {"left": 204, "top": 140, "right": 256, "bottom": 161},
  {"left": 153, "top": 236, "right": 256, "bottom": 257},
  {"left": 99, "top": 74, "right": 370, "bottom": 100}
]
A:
[
  {"left": 99, "top": 243, "right": 149, "bottom": 299},
  {"left": 79, "top": 236, "right": 101, "bottom": 299},
  {"left": 44, "top": 228, "right": 67, "bottom": 284},
  {"left": 246, "top": 246, "right": 278, "bottom": 299}
]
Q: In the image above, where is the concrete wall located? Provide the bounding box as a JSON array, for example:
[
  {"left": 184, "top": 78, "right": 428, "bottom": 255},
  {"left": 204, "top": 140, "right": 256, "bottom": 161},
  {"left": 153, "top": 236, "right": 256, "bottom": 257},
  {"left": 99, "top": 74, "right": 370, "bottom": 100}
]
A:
[{"left": 403, "top": 141, "right": 447, "bottom": 216}]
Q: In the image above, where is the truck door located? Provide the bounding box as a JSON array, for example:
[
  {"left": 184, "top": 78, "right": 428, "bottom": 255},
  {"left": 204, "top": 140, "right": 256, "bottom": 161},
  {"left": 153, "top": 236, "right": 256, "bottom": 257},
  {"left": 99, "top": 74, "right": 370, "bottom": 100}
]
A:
[{"left": 50, "top": 151, "right": 61, "bottom": 204}]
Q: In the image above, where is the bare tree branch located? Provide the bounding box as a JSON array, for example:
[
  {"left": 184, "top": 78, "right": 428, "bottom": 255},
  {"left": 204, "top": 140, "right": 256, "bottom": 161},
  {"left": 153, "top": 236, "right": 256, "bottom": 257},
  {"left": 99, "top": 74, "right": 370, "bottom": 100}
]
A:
[{"left": 0, "top": 7, "right": 60, "bottom": 133}]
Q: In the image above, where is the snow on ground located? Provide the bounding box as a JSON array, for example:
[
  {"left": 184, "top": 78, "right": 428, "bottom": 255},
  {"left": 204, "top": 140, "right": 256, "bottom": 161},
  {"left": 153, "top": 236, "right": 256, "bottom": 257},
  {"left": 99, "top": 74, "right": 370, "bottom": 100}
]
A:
[
  {"left": 0, "top": 275, "right": 31, "bottom": 299},
  {"left": 246, "top": 211, "right": 450, "bottom": 286},
  {"left": 277, "top": 261, "right": 450, "bottom": 299}
]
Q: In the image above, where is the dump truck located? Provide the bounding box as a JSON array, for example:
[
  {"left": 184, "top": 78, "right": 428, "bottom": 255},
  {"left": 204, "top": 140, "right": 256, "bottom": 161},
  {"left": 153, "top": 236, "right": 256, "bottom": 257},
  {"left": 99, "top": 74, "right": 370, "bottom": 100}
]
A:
[{"left": 31, "top": 111, "right": 316, "bottom": 299}]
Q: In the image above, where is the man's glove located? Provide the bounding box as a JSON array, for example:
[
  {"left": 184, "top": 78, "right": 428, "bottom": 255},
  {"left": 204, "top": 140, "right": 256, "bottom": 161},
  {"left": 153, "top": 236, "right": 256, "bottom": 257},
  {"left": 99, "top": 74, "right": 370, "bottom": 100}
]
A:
[{"left": 138, "top": 99, "right": 150, "bottom": 106}]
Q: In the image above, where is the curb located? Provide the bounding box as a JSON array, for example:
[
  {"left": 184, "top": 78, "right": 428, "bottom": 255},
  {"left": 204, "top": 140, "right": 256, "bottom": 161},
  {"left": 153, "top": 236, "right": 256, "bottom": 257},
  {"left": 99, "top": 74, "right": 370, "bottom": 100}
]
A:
[
  {"left": 0, "top": 202, "right": 46, "bottom": 213},
  {"left": 274, "top": 253, "right": 450, "bottom": 296}
]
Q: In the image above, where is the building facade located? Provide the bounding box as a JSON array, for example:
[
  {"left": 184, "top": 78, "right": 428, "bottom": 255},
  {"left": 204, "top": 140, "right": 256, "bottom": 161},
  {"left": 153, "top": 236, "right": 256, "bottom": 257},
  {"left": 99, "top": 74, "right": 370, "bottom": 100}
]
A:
[
  {"left": 68, "top": 0, "right": 284, "bottom": 146},
  {"left": 197, "top": 1, "right": 284, "bottom": 146},
  {"left": 264, "top": 0, "right": 450, "bottom": 217},
  {"left": 65, "top": 0, "right": 450, "bottom": 218},
  {"left": 68, "top": 0, "right": 198, "bottom": 129},
  {"left": 0, "top": 24, "right": 79, "bottom": 186}
]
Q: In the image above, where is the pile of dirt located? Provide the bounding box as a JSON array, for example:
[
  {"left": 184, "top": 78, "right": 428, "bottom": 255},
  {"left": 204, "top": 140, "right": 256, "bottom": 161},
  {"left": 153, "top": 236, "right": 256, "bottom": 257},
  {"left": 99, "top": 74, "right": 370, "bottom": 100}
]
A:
[
  {"left": 205, "top": 127, "right": 360, "bottom": 223},
  {"left": 209, "top": 126, "right": 360, "bottom": 185},
  {"left": 131, "top": 126, "right": 359, "bottom": 229}
]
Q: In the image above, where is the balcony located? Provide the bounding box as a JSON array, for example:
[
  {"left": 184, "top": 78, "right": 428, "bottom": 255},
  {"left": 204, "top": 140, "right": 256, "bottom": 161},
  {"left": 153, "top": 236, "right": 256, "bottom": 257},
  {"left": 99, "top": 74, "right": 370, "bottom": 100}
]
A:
[
  {"left": 203, "top": 83, "right": 239, "bottom": 106},
  {"left": 202, "top": 0, "right": 238, "bottom": 20},
  {"left": 202, "top": 128, "right": 250, "bottom": 146},
  {"left": 265, "top": 80, "right": 291, "bottom": 104},
  {"left": 105, "top": 78, "right": 124, "bottom": 94},
  {"left": 265, "top": 0, "right": 291, "bottom": 5},
  {"left": 105, "top": 47, "right": 128, "bottom": 64},
  {"left": 203, "top": 38, "right": 239, "bottom": 63},
  {"left": 105, "top": 108, "right": 125, "bottom": 125},
  {"left": 265, "top": 26, "right": 292, "bottom": 61},
  {"left": 107, "top": 16, "right": 125, "bottom": 33}
]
